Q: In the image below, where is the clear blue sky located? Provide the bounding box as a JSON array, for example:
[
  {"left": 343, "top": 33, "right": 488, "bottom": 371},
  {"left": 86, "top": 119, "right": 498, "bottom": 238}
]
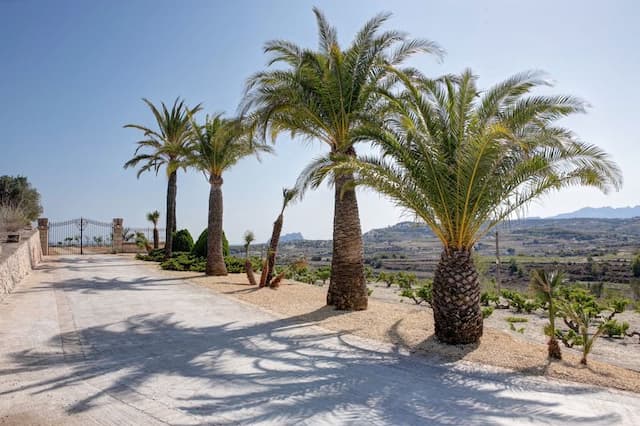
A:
[{"left": 1, "top": 0, "right": 639, "bottom": 243}]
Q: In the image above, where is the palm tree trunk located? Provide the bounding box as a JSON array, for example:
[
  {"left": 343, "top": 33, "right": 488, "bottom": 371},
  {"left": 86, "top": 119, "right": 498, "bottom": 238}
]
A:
[
  {"left": 152, "top": 226, "right": 159, "bottom": 249},
  {"left": 206, "top": 176, "right": 227, "bottom": 276},
  {"left": 432, "top": 248, "right": 483, "bottom": 344},
  {"left": 327, "top": 172, "right": 367, "bottom": 311},
  {"left": 264, "top": 213, "right": 284, "bottom": 286},
  {"left": 164, "top": 171, "right": 177, "bottom": 258}
]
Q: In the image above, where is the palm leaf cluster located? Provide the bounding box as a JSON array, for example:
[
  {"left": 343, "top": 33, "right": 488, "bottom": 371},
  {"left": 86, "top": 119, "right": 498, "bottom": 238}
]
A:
[
  {"left": 124, "top": 98, "right": 201, "bottom": 177},
  {"left": 326, "top": 69, "right": 622, "bottom": 250}
]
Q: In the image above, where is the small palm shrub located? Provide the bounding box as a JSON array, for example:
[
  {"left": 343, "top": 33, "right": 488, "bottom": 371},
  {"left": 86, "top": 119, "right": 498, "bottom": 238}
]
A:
[{"left": 172, "top": 229, "right": 194, "bottom": 252}]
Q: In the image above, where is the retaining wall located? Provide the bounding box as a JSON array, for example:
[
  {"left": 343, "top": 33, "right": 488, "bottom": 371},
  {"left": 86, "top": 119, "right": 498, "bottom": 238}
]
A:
[{"left": 0, "top": 230, "right": 43, "bottom": 296}]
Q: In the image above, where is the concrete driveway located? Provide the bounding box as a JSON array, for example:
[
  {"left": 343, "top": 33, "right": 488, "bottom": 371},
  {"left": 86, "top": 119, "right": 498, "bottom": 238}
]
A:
[{"left": 0, "top": 255, "right": 639, "bottom": 425}]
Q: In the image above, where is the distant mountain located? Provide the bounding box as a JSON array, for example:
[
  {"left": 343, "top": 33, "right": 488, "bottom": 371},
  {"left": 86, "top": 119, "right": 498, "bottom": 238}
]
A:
[
  {"left": 552, "top": 206, "right": 640, "bottom": 219},
  {"left": 363, "top": 221, "right": 433, "bottom": 242},
  {"left": 279, "top": 232, "right": 304, "bottom": 243}
]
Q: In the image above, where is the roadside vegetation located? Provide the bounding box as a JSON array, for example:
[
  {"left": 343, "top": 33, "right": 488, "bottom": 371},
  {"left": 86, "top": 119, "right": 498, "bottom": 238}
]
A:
[{"left": 125, "top": 5, "right": 624, "bottom": 357}]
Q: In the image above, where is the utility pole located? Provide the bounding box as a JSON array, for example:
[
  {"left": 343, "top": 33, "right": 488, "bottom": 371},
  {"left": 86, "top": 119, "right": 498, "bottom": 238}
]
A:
[{"left": 495, "top": 230, "right": 501, "bottom": 292}]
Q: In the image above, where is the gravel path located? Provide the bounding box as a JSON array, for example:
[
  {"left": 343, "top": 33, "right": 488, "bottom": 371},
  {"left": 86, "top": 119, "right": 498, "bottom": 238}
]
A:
[{"left": 1, "top": 255, "right": 639, "bottom": 425}]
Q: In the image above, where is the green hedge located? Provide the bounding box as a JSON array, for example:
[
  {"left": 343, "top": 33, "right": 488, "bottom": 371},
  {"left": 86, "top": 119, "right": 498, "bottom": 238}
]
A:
[
  {"left": 192, "top": 229, "right": 229, "bottom": 258},
  {"left": 172, "top": 229, "right": 194, "bottom": 252}
]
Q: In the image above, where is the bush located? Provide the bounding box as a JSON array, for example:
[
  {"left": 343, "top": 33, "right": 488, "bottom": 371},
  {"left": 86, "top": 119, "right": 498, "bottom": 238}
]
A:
[
  {"left": 0, "top": 175, "right": 42, "bottom": 221},
  {"left": 602, "top": 320, "right": 630, "bottom": 338},
  {"left": 481, "top": 306, "right": 494, "bottom": 318},
  {"left": 172, "top": 229, "right": 194, "bottom": 252},
  {"left": 480, "top": 291, "right": 500, "bottom": 307},
  {"left": 136, "top": 248, "right": 165, "bottom": 262},
  {"left": 224, "top": 256, "right": 262, "bottom": 273},
  {"left": 505, "top": 317, "right": 528, "bottom": 323},
  {"left": 632, "top": 256, "right": 640, "bottom": 278},
  {"left": 161, "top": 253, "right": 205, "bottom": 272},
  {"left": 501, "top": 289, "right": 540, "bottom": 313},
  {"left": 399, "top": 277, "right": 433, "bottom": 306},
  {"left": 0, "top": 204, "right": 28, "bottom": 232},
  {"left": 192, "top": 229, "right": 229, "bottom": 258}
]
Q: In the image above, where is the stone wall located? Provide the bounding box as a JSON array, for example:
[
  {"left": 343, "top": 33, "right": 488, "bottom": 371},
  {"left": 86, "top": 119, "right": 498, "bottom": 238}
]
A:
[{"left": 0, "top": 230, "right": 42, "bottom": 297}]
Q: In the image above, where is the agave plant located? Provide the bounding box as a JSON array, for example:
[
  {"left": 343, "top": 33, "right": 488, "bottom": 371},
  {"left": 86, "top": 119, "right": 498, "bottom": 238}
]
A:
[
  {"left": 124, "top": 98, "right": 201, "bottom": 258},
  {"left": 322, "top": 70, "right": 622, "bottom": 343},
  {"left": 243, "top": 8, "right": 442, "bottom": 310}
]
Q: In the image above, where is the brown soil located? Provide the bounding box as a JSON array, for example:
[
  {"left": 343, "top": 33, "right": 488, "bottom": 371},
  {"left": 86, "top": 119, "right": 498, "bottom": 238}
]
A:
[{"left": 143, "top": 262, "right": 640, "bottom": 394}]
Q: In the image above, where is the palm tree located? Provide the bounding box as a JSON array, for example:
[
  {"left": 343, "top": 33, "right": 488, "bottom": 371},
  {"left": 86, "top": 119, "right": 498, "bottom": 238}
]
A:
[
  {"left": 146, "top": 210, "right": 161, "bottom": 249},
  {"left": 187, "top": 113, "right": 272, "bottom": 275},
  {"left": 324, "top": 70, "right": 622, "bottom": 342},
  {"left": 260, "top": 188, "right": 299, "bottom": 287},
  {"left": 243, "top": 230, "right": 258, "bottom": 286},
  {"left": 530, "top": 269, "right": 564, "bottom": 359},
  {"left": 124, "top": 98, "right": 201, "bottom": 258},
  {"left": 243, "top": 8, "right": 442, "bottom": 310}
]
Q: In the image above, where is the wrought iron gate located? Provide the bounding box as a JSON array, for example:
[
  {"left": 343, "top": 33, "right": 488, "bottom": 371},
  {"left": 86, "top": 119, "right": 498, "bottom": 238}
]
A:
[{"left": 48, "top": 218, "right": 114, "bottom": 255}]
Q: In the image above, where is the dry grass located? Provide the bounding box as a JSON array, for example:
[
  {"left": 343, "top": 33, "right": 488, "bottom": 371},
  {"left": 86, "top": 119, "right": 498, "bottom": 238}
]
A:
[{"left": 148, "top": 264, "right": 640, "bottom": 394}]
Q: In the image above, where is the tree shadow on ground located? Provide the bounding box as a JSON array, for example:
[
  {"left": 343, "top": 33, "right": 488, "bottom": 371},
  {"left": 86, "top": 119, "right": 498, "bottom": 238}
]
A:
[{"left": 0, "top": 310, "right": 620, "bottom": 425}]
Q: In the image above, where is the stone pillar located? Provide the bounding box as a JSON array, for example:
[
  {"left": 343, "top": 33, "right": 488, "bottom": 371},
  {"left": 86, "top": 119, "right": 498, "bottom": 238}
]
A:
[
  {"left": 112, "top": 218, "right": 123, "bottom": 253},
  {"left": 37, "top": 218, "right": 49, "bottom": 256}
]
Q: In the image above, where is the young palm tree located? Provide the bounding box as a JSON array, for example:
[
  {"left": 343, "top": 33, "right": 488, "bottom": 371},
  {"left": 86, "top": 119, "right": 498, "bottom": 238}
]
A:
[
  {"left": 187, "top": 114, "right": 272, "bottom": 275},
  {"left": 146, "top": 210, "right": 161, "bottom": 249},
  {"left": 323, "top": 70, "right": 622, "bottom": 342},
  {"left": 243, "top": 230, "right": 258, "bottom": 286},
  {"left": 243, "top": 8, "right": 442, "bottom": 310},
  {"left": 261, "top": 188, "right": 299, "bottom": 287},
  {"left": 530, "top": 269, "right": 564, "bottom": 359},
  {"left": 124, "top": 98, "right": 201, "bottom": 258}
]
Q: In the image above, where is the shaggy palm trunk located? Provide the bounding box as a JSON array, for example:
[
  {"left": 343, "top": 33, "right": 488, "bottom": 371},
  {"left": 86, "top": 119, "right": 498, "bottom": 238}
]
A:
[
  {"left": 432, "top": 248, "right": 483, "bottom": 344},
  {"left": 152, "top": 226, "right": 159, "bottom": 250},
  {"left": 547, "top": 302, "right": 562, "bottom": 359},
  {"left": 327, "top": 172, "right": 367, "bottom": 311},
  {"left": 206, "top": 176, "right": 227, "bottom": 276},
  {"left": 164, "top": 171, "right": 177, "bottom": 258},
  {"left": 264, "top": 212, "right": 284, "bottom": 286}
]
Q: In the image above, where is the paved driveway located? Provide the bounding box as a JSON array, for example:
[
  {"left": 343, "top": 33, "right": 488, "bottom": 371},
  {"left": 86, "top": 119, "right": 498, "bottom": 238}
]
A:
[{"left": 0, "top": 255, "right": 639, "bottom": 425}]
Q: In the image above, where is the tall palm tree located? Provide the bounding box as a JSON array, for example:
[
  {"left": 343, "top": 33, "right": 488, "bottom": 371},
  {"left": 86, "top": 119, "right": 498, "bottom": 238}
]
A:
[
  {"left": 530, "top": 269, "right": 564, "bottom": 359},
  {"left": 261, "top": 188, "right": 299, "bottom": 287},
  {"left": 146, "top": 210, "right": 161, "bottom": 249},
  {"left": 124, "top": 98, "right": 201, "bottom": 258},
  {"left": 323, "top": 70, "right": 622, "bottom": 342},
  {"left": 187, "top": 113, "right": 272, "bottom": 275},
  {"left": 243, "top": 8, "right": 442, "bottom": 310}
]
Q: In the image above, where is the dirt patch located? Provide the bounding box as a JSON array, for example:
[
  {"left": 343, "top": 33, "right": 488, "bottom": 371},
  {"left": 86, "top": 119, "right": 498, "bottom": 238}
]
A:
[{"left": 142, "top": 262, "right": 640, "bottom": 393}]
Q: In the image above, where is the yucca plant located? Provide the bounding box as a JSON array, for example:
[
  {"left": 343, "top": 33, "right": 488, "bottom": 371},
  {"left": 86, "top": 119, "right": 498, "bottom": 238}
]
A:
[
  {"left": 323, "top": 70, "right": 622, "bottom": 343},
  {"left": 243, "top": 8, "right": 442, "bottom": 310},
  {"left": 146, "top": 210, "right": 161, "bottom": 249},
  {"left": 124, "top": 98, "right": 201, "bottom": 258},
  {"left": 530, "top": 269, "right": 564, "bottom": 359},
  {"left": 187, "top": 113, "right": 272, "bottom": 275},
  {"left": 260, "top": 188, "right": 299, "bottom": 287}
]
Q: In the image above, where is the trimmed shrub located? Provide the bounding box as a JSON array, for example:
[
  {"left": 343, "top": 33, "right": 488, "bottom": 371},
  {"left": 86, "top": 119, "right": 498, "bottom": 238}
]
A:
[
  {"left": 172, "top": 229, "right": 194, "bottom": 252},
  {"left": 192, "top": 229, "right": 230, "bottom": 258}
]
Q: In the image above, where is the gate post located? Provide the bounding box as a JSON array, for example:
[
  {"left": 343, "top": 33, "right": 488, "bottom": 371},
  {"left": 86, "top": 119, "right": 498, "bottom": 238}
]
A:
[
  {"left": 38, "top": 218, "right": 49, "bottom": 256},
  {"left": 112, "top": 218, "right": 124, "bottom": 253}
]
